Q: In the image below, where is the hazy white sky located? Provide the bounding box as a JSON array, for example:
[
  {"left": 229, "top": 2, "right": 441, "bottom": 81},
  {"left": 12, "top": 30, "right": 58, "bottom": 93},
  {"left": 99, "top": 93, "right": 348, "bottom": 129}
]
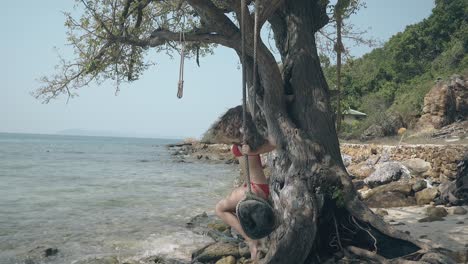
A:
[{"left": 1, "top": 1, "right": 435, "bottom": 139}]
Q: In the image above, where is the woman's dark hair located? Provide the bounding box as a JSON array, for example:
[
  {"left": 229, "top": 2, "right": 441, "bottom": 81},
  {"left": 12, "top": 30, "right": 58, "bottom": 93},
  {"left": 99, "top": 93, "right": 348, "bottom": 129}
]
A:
[{"left": 202, "top": 105, "right": 266, "bottom": 150}]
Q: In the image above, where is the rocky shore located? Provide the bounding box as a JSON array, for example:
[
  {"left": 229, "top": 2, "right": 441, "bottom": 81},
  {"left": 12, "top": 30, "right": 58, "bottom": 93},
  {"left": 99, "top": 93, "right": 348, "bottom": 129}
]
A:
[
  {"left": 165, "top": 141, "right": 468, "bottom": 263},
  {"left": 29, "top": 142, "right": 467, "bottom": 264}
]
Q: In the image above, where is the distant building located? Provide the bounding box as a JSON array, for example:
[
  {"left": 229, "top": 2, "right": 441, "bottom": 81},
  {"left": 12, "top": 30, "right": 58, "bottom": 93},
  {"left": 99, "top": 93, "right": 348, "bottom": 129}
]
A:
[{"left": 342, "top": 108, "right": 367, "bottom": 122}]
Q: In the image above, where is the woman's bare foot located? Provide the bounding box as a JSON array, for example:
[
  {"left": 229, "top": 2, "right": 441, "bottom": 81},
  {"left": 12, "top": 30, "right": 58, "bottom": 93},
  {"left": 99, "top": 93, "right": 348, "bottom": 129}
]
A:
[{"left": 248, "top": 240, "right": 259, "bottom": 262}]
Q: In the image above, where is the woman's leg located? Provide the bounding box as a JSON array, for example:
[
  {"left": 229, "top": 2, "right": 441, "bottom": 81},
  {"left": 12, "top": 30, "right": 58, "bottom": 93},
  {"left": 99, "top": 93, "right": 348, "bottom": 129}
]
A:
[{"left": 215, "top": 187, "right": 259, "bottom": 260}]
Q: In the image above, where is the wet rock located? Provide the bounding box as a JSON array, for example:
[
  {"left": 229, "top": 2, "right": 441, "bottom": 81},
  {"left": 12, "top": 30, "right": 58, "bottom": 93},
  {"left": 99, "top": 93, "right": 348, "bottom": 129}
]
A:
[
  {"left": 44, "top": 248, "right": 58, "bottom": 257},
  {"left": 192, "top": 242, "right": 246, "bottom": 263},
  {"left": 403, "top": 158, "right": 431, "bottom": 175},
  {"left": 215, "top": 256, "right": 236, "bottom": 264},
  {"left": 74, "top": 256, "right": 120, "bottom": 264},
  {"left": 364, "top": 162, "right": 411, "bottom": 188},
  {"left": 129, "top": 256, "right": 191, "bottom": 264},
  {"left": 412, "top": 180, "right": 427, "bottom": 192},
  {"left": 426, "top": 206, "right": 448, "bottom": 218},
  {"left": 452, "top": 206, "right": 467, "bottom": 215},
  {"left": 208, "top": 221, "right": 231, "bottom": 232},
  {"left": 416, "top": 188, "right": 439, "bottom": 205}
]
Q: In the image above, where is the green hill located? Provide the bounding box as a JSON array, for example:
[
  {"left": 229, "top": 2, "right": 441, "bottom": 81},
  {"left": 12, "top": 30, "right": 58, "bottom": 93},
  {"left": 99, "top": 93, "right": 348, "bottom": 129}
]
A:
[{"left": 323, "top": 0, "right": 467, "bottom": 137}]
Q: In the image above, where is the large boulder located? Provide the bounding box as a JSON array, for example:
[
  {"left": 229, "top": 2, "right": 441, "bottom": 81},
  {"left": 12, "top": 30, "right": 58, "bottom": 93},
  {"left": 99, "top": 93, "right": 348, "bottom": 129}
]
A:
[
  {"left": 362, "top": 181, "right": 413, "bottom": 200},
  {"left": 363, "top": 181, "right": 415, "bottom": 208},
  {"left": 403, "top": 158, "right": 431, "bottom": 175},
  {"left": 348, "top": 162, "right": 375, "bottom": 179},
  {"left": 364, "top": 162, "right": 411, "bottom": 188},
  {"left": 416, "top": 75, "right": 467, "bottom": 130},
  {"left": 365, "top": 191, "right": 416, "bottom": 208}
]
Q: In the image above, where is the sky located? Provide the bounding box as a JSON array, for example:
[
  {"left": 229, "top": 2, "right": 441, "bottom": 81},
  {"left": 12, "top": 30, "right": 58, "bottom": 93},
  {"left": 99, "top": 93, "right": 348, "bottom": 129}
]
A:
[{"left": 0, "top": 1, "right": 435, "bottom": 139}]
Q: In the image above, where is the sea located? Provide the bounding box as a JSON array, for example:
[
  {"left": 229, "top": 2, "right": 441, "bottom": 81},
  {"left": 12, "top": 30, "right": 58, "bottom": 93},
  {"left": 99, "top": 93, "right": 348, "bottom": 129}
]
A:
[{"left": 0, "top": 133, "right": 237, "bottom": 264}]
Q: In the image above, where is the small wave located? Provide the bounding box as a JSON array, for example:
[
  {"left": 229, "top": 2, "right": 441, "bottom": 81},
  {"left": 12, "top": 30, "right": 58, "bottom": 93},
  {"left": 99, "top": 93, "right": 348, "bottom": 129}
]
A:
[{"left": 135, "top": 231, "right": 213, "bottom": 261}]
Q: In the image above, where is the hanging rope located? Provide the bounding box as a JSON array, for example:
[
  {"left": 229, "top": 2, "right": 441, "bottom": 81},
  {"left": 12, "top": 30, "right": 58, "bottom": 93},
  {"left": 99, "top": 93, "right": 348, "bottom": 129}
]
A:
[
  {"left": 252, "top": 0, "right": 259, "bottom": 118},
  {"left": 240, "top": 0, "right": 252, "bottom": 193},
  {"left": 177, "top": 21, "right": 186, "bottom": 99}
]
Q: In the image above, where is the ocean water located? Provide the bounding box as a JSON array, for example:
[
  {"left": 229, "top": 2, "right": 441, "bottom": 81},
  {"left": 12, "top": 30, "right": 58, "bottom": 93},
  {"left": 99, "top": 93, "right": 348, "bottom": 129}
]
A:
[{"left": 0, "top": 133, "right": 236, "bottom": 264}]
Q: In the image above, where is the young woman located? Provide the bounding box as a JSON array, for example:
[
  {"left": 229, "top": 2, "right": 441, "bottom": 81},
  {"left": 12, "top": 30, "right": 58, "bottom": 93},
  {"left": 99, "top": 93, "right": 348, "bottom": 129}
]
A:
[{"left": 207, "top": 106, "right": 275, "bottom": 261}]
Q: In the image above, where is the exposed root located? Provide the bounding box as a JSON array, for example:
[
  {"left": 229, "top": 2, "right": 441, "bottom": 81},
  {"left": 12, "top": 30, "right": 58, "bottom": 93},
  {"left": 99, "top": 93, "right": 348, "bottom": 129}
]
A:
[
  {"left": 346, "top": 246, "right": 388, "bottom": 263},
  {"left": 351, "top": 216, "right": 377, "bottom": 253}
]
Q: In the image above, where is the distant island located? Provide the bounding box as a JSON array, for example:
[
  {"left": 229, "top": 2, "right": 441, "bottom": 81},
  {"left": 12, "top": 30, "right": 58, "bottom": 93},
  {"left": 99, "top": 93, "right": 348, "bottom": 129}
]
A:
[{"left": 56, "top": 129, "right": 183, "bottom": 140}]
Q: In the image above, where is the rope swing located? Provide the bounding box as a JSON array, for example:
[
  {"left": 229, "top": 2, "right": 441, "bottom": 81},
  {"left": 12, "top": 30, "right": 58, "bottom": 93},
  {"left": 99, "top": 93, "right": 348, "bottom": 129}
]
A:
[
  {"left": 236, "top": 0, "right": 276, "bottom": 240},
  {"left": 177, "top": 20, "right": 186, "bottom": 99}
]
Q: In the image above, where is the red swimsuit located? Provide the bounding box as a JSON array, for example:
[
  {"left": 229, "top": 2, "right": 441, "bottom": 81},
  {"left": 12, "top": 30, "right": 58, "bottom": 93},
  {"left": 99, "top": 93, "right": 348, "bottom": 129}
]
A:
[{"left": 231, "top": 144, "right": 270, "bottom": 198}]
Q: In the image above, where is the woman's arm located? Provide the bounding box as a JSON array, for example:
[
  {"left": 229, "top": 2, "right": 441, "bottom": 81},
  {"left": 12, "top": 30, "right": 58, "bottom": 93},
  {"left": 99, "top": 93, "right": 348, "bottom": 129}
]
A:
[{"left": 242, "top": 139, "right": 275, "bottom": 155}]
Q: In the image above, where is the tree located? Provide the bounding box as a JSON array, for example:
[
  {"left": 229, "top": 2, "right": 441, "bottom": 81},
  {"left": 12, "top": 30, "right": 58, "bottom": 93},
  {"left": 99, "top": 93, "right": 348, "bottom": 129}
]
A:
[
  {"left": 316, "top": 0, "right": 377, "bottom": 132},
  {"left": 37, "top": 1, "right": 453, "bottom": 263}
]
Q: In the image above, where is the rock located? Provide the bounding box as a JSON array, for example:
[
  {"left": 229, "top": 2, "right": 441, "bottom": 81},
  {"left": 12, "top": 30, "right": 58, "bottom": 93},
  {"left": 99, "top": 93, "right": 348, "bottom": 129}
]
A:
[
  {"left": 192, "top": 242, "right": 246, "bottom": 263},
  {"left": 403, "top": 158, "right": 431, "bottom": 175},
  {"left": 420, "top": 252, "right": 456, "bottom": 264},
  {"left": 375, "top": 209, "right": 389, "bottom": 216},
  {"left": 361, "top": 113, "right": 405, "bottom": 141},
  {"left": 452, "top": 206, "right": 467, "bottom": 215},
  {"left": 352, "top": 180, "right": 365, "bottom": 190},
  {"left": 418, "top": 216, "right": 445, "bottom": 222},
  {"left": 208, "top": 221, "right": 231, "bottom": 232},
  {"left": 364, "top": 162, "right": 411, "bottom": 188},
  {"left": 215, "top": 256, "right": 236, "bottom": 264},
  {"left": 44, "top": 248, "right": 58, "bottom": 257},
  {"left": 342, "top": 154, "right": 352, "bottom": 167},
  {"left": 348, "top": 163, "right": 375, "bottom": 179},
  {"left": 74, "top": 256, "right": 120, "bottom": 264},
  {"left": 362, "top": 181, "right": 413, "bottom": 200},
  {"left": 365, "top": 191, "right": 416, "bottom": 208},
  {"left": 412, "top": 180, "right": 427, "bottom": 192},
  {"left": 360, "top": 124, "right": 385, "bottom": 141},
  {"left": 416, "top": 188, "right": 439, "bottom": 205},
  {"left": 417, "top": 75, "right": 468, "bottom": 130},
  {"left": 426, "top": 206, "right": 448, "bottom": 218}
]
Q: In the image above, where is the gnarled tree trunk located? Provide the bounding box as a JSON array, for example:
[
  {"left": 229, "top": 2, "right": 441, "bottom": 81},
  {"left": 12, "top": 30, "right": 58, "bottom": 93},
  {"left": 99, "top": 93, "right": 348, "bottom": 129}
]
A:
[{"left": 245, "top": 1, "right": 454, "bottom": 263}]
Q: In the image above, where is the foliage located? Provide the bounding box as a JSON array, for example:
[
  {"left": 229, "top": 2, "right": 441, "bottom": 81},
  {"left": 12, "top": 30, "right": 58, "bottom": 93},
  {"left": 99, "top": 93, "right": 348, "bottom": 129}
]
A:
[
  {"left": 323, "top": 0, "right": 468, "bottom": 136},
  {"left": 35, "top": 0, "right": 216, "bottom": 102}
]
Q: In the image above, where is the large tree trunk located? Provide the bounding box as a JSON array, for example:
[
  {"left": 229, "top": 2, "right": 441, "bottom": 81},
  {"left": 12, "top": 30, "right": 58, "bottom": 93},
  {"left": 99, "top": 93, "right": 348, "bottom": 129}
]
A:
[{"left": 242, "top": 1, "right": 455, "bottom": 263}]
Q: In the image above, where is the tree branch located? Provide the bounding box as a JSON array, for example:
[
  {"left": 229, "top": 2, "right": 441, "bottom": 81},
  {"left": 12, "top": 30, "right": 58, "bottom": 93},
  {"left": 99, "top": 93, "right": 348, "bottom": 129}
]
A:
[
  {"left": 257, "top": 0, "right": 285, "bottom": 27},
  {"left": 111, "top": 28, "right": 238, "bottom": 49}
]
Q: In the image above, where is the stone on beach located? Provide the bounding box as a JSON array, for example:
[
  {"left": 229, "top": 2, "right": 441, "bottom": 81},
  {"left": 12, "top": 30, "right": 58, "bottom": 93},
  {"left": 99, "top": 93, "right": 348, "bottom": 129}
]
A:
[
  {"left": 364, "top": 162, "right": 411, "bottom": 188},
  {"left": 403, "top": 158, "right": 431, "bottom": 175},
  {"left": 426, "top": 206, "right": 448, "bottom": 218},
  {"left": 416, "top": 187, "right": 439, "bottom": 205},
  {"left": 215, "top": 256, "right": 236, "bottom": 264},
  {"left": 192, "top": 242, "right": 247, "bottom": 263}
]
